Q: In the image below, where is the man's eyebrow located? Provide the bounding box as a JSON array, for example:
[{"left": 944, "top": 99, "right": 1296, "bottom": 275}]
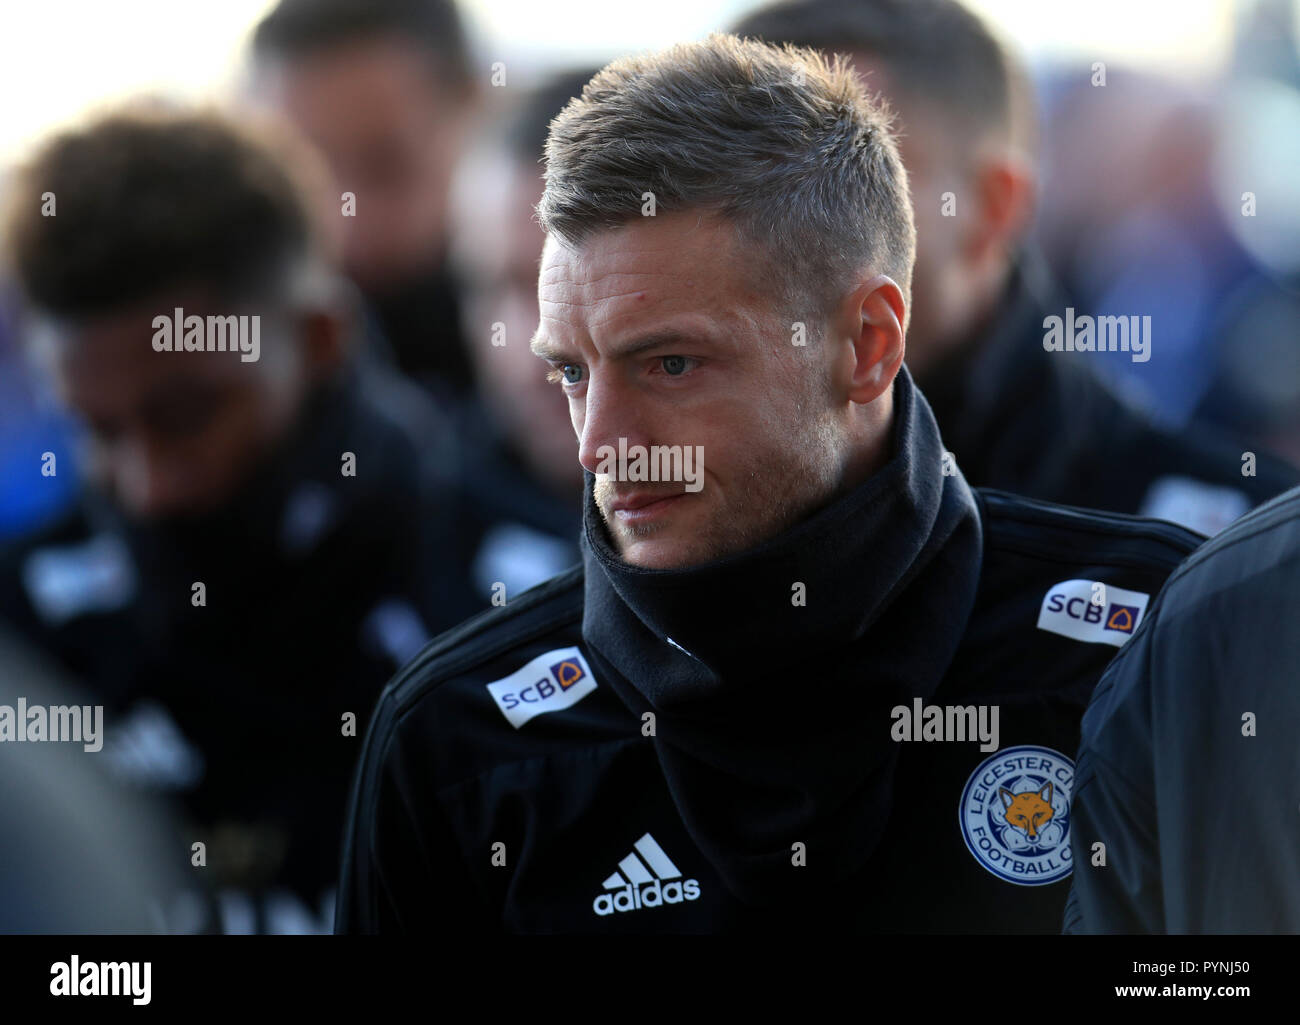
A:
[
  {"left": 529, "top": 332, "right": 566, "bottom": 360},
  {"left": 530, "top": 327, "right": 720, "bottom": 362}
]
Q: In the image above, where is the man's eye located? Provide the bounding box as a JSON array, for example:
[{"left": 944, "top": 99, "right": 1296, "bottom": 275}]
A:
[
  {"left": 545, "top": 364, "right": 584, "bottom": 385},
  {"left": 660, "top": 356, "right": 692, "bottom": 376}
]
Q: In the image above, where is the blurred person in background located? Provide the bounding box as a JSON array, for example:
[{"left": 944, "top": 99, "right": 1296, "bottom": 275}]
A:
[
  {"left": 1036, "top": 74, "right": 1252, "bottom": 429},
  {"left": 443, "top": 69, "right": 604, "bottom": 602},
  {"left": 0, "top": 105, "right": 482, "bottom": 932},
  {"left": 732, "top": 0, "right": 1296, "bottom": 536},
  {"left": 249, "top": 0, "right": 482, "bottom": 402},
  {"left": 1037, "top": 0, "right": 1300, "bottom": 459}
]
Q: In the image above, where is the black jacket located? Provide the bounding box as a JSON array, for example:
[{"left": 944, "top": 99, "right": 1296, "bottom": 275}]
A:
[
  {"left": 445, "top": 399, "right": 581, "bottom": 606},
  {"left": 336, "top": 368, "right": 1202, "bottom": 934},
  {"left": 921, "top": 251, "right": 1295, "bottom": 535},
  {"left": 1064, "top": 484, "right": 1300, "bottom": 933},
  {"left": 361, "top": 252, "right": 475, "bottom": 402},
  {"left": 0, "top": 364, "right": 482, "bottom": 933}
]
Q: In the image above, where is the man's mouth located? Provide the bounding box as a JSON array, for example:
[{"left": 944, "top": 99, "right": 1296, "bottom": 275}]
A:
[{"left": 606, "top": 490, "right": 688, "bottom": 523}]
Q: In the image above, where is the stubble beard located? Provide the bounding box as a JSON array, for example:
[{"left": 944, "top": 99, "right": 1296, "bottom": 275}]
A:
[{"left": 596, "top": 409, "right": 846, "bottom": 569}]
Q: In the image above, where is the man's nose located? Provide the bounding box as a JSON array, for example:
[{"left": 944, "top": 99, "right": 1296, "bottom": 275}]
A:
[
  {"left": 576, "top": 373, "right": 644, "bottom": 476},
  {"left": 114, "top": 442, "right": 189, "bottom": 520}
]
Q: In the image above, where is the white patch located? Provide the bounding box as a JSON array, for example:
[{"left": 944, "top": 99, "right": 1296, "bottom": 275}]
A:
[
  {"left": 100, "top": 700, "right": 205, "bottom": 791},
  {"left": 485, "top": 647, "right": 597, "bottom": 729},
  {"left": 361, "top": 598, "right": 428, "bottom": 667},
  {"left": 1036, "top": 579, "right": 1149, "bottom": 648},
  {"left": 471, "top": 522, "right": 575, "bottom": 600},
  {"left": 22, "top": 534, "right": 136, "bottom": 626},
  {"left": 1139, "top": 475, "right": 1251, "bottom": 537}
]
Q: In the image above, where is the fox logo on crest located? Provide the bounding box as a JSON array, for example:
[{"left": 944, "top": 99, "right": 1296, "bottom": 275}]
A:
[
  {"left": 959, "top": 745, "right": 1074, "bottom": 886},
  {"left": 999, "top": 782, "right": 1054, "bottom": 840}
]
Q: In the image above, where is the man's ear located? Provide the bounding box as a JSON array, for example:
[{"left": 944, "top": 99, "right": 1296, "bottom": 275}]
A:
[
  {"left": 965, "top": 154, "right": 1036, "bottom": 265},
  {"left": 844, "top": 274, "right": 906, "bottom": 405}
]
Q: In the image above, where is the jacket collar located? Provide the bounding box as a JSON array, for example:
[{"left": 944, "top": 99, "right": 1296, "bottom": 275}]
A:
[{"left": 579, "top": 365, "right": 984, "bottom": 902}]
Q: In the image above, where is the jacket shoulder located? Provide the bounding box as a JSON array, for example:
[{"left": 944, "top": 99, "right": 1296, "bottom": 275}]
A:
[
  {"left": 1154, "top": 484, "right": 1300, "bottom": 601},
  {"left": 975, "top": 488, "right": 1205, "bottom": 572},
  {"left": 1077, "top": 486, "right": 1300, "bottom": 736},
  {"left": 947, "top": 490, "right": 1201, "bottom": 706},
  {"left": 381, "top": 563, "right": 585, "bottom": 714}
]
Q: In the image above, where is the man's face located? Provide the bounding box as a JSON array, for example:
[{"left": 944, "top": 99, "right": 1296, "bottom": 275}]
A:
[
  {"left": 259, "top": 38, "right": 470, "bottom": 292},
  {"left": 533, "top": 210, "right": 848, "bottom": 570},
  {"left": 34, "top": 289, "right": 308, "bottom": 522},
  {"left": 459, "top": 161, "right": 580, "bottom": 492},
  {"left": 851, "top": 57, "right": 975, "bottom": 376}
]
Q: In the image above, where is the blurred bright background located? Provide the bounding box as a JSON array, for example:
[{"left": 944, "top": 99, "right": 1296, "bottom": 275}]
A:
[{"left": 0, "top": 0, "right": 1287, "bottom": 166}]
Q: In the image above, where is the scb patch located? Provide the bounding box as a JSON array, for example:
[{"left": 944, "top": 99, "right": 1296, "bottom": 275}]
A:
[
  {"left": 958, "top": 745, "right": 1074, "bottom": 886},
  {"left": 1036, "top": 578, "right": 1150, "bottom": 648},
  {"left": 485, "top": 647, "right": 597, "bottom": 728}
]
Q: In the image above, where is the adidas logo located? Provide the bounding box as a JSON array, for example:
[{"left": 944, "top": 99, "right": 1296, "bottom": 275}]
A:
[{"left": 592, "top": 833, "right": 701, "bottom": 916}]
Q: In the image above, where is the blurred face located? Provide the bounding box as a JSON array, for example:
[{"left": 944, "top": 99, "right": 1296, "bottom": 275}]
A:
[
  {"left": 33, "top": 289, "right": 309, "bottom": 522},
  {"left": 533, "top": 211, "right": 851, "bottom": 570},
  {"left": 259, "top": 38, "right": 471, "bottom": 292},
  {"left": 460, "top": 162, "right": 581, "bottom": 492},
  {"left": 851, "top": 56, "right": 985, "bottom": 377}
]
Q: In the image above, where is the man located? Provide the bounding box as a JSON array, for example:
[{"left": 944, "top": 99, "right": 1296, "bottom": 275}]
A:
[
  {"left": 731, "top": 0, "right": 1295, "bottom": 536},
  {"left": 336, "top": 35, "right": 1202, "bottom": 934},
  {"left": 441, "top": 70, "right": 597, "bottom": 603},
  {"left": 0, "top": 107, "right": 481, "bottom": 932},
  {"left": 250, "top": 0, "right": 480, "bottom": 399},
  {"left": 1065, "top": 484, "right": 1300, "bottom": 933}
]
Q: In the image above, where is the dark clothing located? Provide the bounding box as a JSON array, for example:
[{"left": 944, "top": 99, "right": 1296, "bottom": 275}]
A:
[
  {"left": 921, "top": 251, "right": 1295, "bottom": 535},
  {"left": 361, "top": 253, "right": 475, "bottom": 402},
  {"left": 0, "top": 364, "right": 480, "bottom": 933},
  {"left": 446, "top": 400, "right": 581, "bottom": 606},
  {"left": 1064, "top": 485, "right": 1300, "bottom": 933},
  {"left": 336, "top": 367, "right": 1201, "bottom": 934}
]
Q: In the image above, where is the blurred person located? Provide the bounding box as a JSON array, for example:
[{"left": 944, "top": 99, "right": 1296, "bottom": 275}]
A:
[
  {"left": 250, "top": 0, "right": 481, "bottom": 400},
  {"left": 1065, "top": 484, "right": 1300, "bottom": 933},
  {"left": 732, "top": 0, "right": 1295, "bottom": 537},
  {"left": 1034, "top": 72, "right": 1251, "bottom": 429},
  {"left": 1195, "top": 274, "right": 1300, "bottom": 469},
  {"left": 0, "top": 105, "right": 482, "bottom": 932},
  {"left": 336, "top": 35, "right": 1202, "bottom": 934},
  {"left": 444, "top": 70, "right": 604, "bottom": 602}
]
